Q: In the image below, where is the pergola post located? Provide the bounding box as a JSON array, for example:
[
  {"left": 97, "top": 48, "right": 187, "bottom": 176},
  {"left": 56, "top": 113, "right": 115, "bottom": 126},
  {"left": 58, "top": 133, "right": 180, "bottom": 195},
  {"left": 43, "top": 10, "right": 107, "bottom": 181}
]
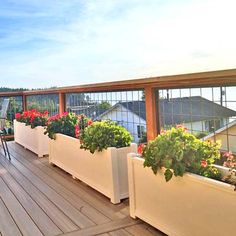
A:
[
  {"left": 145, "top": 86, "right": 159, "bottom": 141},
  {"left": 59, "top": 92, "right": 66, "bottom": 115}
]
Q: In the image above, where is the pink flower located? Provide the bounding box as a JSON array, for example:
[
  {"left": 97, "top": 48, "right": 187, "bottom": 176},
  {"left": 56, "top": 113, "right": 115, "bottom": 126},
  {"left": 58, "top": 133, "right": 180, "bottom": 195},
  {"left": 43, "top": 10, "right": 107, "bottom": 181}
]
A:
[
  {"left": 223, "top": 151, "right": 233, "bottom": 158},
  {"left": 201, "top": 160, "right": 208, "bottom": 168},
  {"left": 176, "top": 124, "right": 188, "bottom": 131},
  {"left": 160, "top": 129, "right": 166, "bottom": 134}
]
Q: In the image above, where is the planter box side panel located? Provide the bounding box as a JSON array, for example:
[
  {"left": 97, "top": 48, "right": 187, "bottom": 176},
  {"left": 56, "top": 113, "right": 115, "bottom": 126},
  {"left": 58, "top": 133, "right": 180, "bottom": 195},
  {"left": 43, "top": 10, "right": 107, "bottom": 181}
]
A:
[
  {"left": 14, "top": 120, "right": 38, "bottom": 152},
  {"left": 14, "top": 120, "right": 49, "bottom": 157},
  {"left": 130, "top": 157, "right": 236, "bottom": 236},
  {"left": 49, "top": 134, "right": 113, "bottom": 198},
  {"left": 117, "top": 143, "right": 137, "bottom": 198},
  {"left": 36, "top": 126, "right": 49, "bottom": 156}
]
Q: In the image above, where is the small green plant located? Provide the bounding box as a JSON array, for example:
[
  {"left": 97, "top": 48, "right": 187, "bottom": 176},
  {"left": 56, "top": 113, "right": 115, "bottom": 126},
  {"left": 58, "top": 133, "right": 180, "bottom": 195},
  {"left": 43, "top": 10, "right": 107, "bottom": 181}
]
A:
[
  {"left": 80, "top": 120, "right": 132, "bottom": 153},
  {"left": 45, "top": 113, "right": 91, "bottom": 139},
  {"left": 142, "top": 125, "right": 221, "bottom": 182}
]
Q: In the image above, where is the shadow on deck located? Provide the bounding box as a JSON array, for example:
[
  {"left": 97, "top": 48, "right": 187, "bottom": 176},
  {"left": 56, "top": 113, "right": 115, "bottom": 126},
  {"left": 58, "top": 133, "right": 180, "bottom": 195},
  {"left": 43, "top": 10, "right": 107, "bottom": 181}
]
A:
[{"left": 0, "top": 142, "right": 165, "bottom": 236}]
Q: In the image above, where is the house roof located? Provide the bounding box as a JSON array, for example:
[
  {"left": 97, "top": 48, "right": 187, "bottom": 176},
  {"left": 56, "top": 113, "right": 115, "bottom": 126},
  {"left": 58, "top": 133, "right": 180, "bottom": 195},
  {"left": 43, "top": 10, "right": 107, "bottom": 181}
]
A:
[
  {"left": 98, "top": 96, "right": 236, "bottom": 125},
  {"left": 203, "top": 119, "right": 236, "bottom": 140}
]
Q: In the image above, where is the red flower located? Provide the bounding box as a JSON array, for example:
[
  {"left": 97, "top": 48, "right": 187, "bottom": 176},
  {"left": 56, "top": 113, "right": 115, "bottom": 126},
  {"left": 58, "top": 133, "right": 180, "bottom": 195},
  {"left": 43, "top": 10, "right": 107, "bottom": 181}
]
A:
[
  {"left": 88, "top": 120, "right": 93, "bottom": 125},
  {"left": 75, "top": 125, "right": 80, "bottom": 138},
  {"left": 62, "top": 112, "right": 69, "bottom": 116},
  {"left": 201, "top": 160, "right": 208, "bottom": 168},
  {"left": 15, "top": 113, "right": 21, "bottom": 119},
  {"left": 138, "top": 144, "right": 145, "bottom": 155}
]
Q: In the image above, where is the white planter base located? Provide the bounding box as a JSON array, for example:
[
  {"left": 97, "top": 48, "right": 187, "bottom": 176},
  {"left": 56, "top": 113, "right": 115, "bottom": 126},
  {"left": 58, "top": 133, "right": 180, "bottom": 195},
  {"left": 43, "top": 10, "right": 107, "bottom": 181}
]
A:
[
  {"left": 128, "top": 154, "right": 236, "bottom": 236},
  {"left": 14, "top": 120, "right": 49, "bottom": 157},
  {"left": 49, "top": 134, "right": 137, "bottom": 204}
]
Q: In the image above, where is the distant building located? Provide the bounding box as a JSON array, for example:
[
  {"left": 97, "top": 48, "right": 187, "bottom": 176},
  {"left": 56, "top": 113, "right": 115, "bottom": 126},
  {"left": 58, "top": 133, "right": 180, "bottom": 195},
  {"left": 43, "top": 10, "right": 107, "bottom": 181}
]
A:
[
  {"left": 204, "top": 120, "right": 236, "bottom": 153},
  {"left": 97, "top": 97, "right": 236, "bottom": 143}
]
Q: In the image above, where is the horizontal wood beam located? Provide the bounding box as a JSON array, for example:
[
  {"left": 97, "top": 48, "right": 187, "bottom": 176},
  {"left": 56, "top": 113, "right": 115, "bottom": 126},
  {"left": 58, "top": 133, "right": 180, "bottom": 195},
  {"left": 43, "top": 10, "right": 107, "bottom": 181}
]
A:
[{"left": 0, "top": 69, "right": 236, "bottom": 97}]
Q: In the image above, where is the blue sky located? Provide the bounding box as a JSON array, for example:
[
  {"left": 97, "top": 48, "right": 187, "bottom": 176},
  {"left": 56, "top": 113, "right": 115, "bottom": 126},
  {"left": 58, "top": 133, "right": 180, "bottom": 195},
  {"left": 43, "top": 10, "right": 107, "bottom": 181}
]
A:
[{"left": 1, "top": 0, "right": 236, "bottom": 88}]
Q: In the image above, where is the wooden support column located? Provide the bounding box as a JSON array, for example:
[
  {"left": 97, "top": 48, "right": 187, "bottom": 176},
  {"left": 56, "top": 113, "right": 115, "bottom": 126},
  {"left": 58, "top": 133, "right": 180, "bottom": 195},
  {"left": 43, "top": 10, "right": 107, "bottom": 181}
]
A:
[
  {"left": 59, "top": 93, "right": 66, "bottom": 115},
  {"left": 145, "top": 86, "right": 159, "bottom": 141},
  {"left": 22, "top": 95, "right": 27, "bottom": 111}
]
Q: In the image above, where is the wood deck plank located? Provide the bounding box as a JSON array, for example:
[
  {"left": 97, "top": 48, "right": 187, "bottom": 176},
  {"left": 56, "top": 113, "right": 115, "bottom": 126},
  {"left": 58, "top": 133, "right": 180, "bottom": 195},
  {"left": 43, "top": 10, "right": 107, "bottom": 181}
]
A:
[
  {"left": 0, "top": 153, "right": 79, "bottom": 233},
  {"left": 125, "top": 224, "right": 165, "bottom": 236},
  {"left": 0, "top": 142, "right": 165, "bottom": 236},
  {"left": 8, "top": 144, "right": 110, "bottom": 225},
  {"left": 58, "top": 217, "right": 139, "bottom": 236},
  {"left": 2, "top": 152, "right": 95, "bottom": 229},
  {"left": 0, "top": 162, "right": 62, "bottom": 236},
  {"left": 0, "top": 197, "right": 22, "bottom": 236},
  {"left": 0, "top": 177, "right": 43, "bottom": 236},
  {"left": 10, "top": 143, "right": 126, "bottom": 220},
  {"left": 108, "top": 229, "right": 132, "bottom": 236}
]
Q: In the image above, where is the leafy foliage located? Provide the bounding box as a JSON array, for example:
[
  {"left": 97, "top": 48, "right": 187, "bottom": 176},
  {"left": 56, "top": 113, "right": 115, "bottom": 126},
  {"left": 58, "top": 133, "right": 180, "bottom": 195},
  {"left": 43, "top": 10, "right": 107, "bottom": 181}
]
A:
[
  {"left": 142, "top": 125, "right": 221, "bottom": 182},
  {"left": 80, "top": 120, "right": 132, "bottom": 153}
]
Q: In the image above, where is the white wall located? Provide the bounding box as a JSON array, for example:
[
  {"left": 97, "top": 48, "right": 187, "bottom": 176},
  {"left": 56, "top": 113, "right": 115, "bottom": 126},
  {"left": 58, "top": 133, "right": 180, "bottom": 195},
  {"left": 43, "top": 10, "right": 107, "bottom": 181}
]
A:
[
  {"left": 99, "top": 104, "right": 146, "bottom": 143},
  {"left": 183, "top": 121, "right": 206, "bottom": 133}
]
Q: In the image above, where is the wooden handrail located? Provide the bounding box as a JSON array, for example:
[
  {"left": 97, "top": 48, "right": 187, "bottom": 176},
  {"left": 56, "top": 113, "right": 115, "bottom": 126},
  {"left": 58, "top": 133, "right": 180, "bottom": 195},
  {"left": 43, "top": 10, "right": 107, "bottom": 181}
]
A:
[
  {"left": 1, "top": 68, "right": 236, "bottom": 141},
  {"left": 1, "top": 69, "right": 236, "bottom": 97}
]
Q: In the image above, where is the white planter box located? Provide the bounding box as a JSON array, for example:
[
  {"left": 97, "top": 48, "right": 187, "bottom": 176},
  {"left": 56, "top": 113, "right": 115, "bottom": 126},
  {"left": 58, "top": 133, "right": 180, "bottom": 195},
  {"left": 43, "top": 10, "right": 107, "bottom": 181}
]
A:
[
  {"left": 14, "top": 120, "right": 49, "bottom": 157},
  {"left": 49, "top": 133, "right": 137, "bottom": 204},
  {"left": 128, "top": 154, "right": 236, "bottom": 236}
]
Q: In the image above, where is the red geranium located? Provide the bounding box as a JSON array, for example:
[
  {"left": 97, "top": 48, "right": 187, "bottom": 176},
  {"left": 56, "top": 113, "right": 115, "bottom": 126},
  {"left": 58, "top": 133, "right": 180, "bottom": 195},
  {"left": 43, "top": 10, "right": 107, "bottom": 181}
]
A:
[
  {"left": 201, "top": 160, "right": 208, "bottom": 168},
  {"left": 138, "top": 144, "right": 145, "bottom": 155}
]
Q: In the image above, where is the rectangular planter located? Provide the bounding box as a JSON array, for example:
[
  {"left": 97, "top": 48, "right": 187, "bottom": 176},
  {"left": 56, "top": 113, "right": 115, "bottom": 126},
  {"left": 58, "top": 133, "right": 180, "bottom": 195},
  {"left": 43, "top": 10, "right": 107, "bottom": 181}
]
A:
[
  {"left": 128, "top": 154, "right": 236, "bottom": 236},
  {"left": 49, "top": 133, "right": 137, "bottom": 204},
  {"left": 14, "top": 120, "right": 49, "bottom": 157}
]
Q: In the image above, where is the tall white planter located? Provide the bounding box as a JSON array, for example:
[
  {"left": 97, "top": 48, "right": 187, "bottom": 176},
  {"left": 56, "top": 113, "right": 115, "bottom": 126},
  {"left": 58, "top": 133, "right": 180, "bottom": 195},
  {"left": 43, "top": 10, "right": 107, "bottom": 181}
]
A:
[
  {"left": 49, "top": 133, "right": 137, "bottom": 204},
  {"left": 128, "top": 154, "right": 236, "bottom": 236},
  {"left": 14, "top": 120, "right": 49, "bottom": 157}
]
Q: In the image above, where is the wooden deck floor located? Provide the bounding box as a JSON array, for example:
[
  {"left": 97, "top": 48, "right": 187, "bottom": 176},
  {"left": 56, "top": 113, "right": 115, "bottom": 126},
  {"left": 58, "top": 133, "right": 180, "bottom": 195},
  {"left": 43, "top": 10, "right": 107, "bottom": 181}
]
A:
[{"left": 0, "top": 142, "right": 165, "bottom": 236}]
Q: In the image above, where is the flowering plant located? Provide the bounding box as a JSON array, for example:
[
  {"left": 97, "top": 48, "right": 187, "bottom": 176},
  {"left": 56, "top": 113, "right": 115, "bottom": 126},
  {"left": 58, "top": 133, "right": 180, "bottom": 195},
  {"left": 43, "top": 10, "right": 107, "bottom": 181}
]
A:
[
  {"left": 141, "top": 125, "right": 221, "bottom": 182},
  {"left": 15, "top": 109, "right": 49, "bottom": 128},
  {"left": 222, "top": 151, "right": 236, "bottom": 190},
  {"left": 45, "top": 113, "right": 92, "bottom": 139}
]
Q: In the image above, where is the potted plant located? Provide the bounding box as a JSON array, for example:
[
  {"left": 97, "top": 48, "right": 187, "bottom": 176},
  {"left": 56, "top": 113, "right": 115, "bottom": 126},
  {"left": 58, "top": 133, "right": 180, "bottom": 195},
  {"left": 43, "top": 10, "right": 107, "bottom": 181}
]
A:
[
  {"left": 128, "top": 125, "right": 236, "bottom": 236},
  {"left": 46, "top": 115, "right": 137, "bottom": 204},
  {"left": 14, "top": 109, "right": 49, "bottom": 157}
]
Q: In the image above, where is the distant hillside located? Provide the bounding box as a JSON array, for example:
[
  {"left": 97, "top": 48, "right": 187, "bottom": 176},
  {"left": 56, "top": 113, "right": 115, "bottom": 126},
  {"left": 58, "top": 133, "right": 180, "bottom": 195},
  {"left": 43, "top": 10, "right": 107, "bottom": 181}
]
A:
[
  {"left": 0, "top": 86, "right": 57, "bottom": 92},
  {"left": 0, "top": 87, "right": 26, "bottom": 92}
]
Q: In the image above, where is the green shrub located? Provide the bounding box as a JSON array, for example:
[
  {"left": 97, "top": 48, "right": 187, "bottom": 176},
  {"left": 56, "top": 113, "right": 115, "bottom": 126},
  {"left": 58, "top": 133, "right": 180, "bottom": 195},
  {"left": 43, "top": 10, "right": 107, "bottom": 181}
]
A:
[
  {"left": 142, "top": 125, "right": 221, "bottom": 182},
  {"left": 80, "top": 120, "right": 132, "bottom": 153}
]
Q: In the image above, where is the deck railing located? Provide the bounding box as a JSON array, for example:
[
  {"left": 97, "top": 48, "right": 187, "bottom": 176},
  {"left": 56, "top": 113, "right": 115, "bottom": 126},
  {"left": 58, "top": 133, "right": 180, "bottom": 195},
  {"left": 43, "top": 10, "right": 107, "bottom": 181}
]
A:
[{"left": 1, "top": 69, "right": 236, "bottom": 147}]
